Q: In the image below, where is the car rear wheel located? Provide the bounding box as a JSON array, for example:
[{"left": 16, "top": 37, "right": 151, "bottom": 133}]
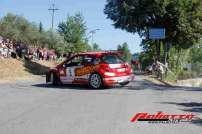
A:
[{"left": 89, "top": 73, "right": 103, "bottom": 89}]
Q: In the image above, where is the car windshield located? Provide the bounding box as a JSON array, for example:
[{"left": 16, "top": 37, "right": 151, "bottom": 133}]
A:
[{"left": 102, "top": 55, "right": 124, "bottom": 64}]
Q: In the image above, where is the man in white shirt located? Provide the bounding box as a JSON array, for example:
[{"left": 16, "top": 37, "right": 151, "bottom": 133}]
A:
[{"left": 156, "top": 61, "right": 167, "bottom": 80}]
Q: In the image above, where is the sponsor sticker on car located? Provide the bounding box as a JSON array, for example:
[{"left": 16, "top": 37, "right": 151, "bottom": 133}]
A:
[{"left": 75, "top": 65, "right": 99, "bottom": 76}]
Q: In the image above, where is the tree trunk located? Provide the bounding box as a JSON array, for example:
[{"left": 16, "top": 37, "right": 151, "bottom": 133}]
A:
[
  {"left": 163, "top": 42, "right": 168, "bottom": 64},
  {"left": 155, "top": 40, "right": 161, "bottom": 61},
  {"left": 176, "top": 47, "right": 181, "bottom": 71}
]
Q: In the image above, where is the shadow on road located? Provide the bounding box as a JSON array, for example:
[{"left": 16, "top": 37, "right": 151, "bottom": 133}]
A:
[
  {"left": 32, "top": 83, "right": 110, "bottom": 90},
  {"left": 162, "top": 102, "right": 202, "bottom": 126},
  {"left": 123, "top": 79, "right": 202, "bottom": 92},
  {"left": 32, "top": 77, "right": 202, "bottom": 92}
]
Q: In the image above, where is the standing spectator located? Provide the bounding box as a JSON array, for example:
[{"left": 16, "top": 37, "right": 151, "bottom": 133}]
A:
[
  {"left": 47, "top": 50, "right": 50, "bottom": 61},
  {"left": 16, "top": 43, "right": 21, "bottom": 58},
  {"left": 156, "top": 61, "right": 166, "bottom": 80},
  {"left": 43, "top": 48, "right": 48, "bottom": 60},
  {"left": 33, "top": 47, "right": 38, "bottom": 61},
  {"left": 0, "top": 42, "right": 3, "bottom": 59},
  {"left": 2, "top": 40, "right": 8, "bottom": 58},
  {"left": 0, "top": 37, "right": 3, "bottom": 59},
  {"left": 36, "top": 48, "right": 40, "bottom": 60},
  {"left": 39, "top": 48, "right": 43, "bottom": 60}
]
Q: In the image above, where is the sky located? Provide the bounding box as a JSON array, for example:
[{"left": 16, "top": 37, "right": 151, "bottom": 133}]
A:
[{"left": 0, "top": 0, "right": 142, "bottom": 53}]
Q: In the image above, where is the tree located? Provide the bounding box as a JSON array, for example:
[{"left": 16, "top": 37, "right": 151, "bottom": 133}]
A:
[
  {"left": 189, "top": 40, "right": 202, "bottom": 63},
  {"left": 139, "top": 52, "right": 154, "bottom": 70},
  {"left": 104, "top": 0, "right": 202, "bottom": 61},
  {"left": 0, "top": 13, "right": 19, "bottom": 40},
  {"left": 0, "top": 13, "right": 64, "bottom": 52},
  {"left": 58, "top": 13, "right": 89, "bottom": 52},
  {"left": 92, "top": 43, "right": 101, "bottom": 51},
  {"left": 117, "top": 42, "right": 132, "bottom": 62},
  {"left": 39, "top": 22, "right": 43, "bottom": 33}
]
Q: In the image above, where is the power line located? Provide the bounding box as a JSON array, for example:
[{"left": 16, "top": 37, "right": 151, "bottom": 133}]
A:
[{"left": 48, "top": 3, "right": 59, "bottom": 30}]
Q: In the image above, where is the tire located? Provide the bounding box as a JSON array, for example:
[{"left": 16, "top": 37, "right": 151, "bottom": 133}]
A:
[
  {"left": 89, "top": 73, "right": 103, "bottom": 89},
  {"left": 119, "top": 81, "right": 130, "bottom": 86},
  {"left": 50, "top": 72, "right": 60, "bottom": 86}
]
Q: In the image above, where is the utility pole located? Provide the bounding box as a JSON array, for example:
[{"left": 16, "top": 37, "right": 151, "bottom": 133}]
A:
[
  {"left": 89, "top": 29, "right": 100, "bottom": 45},
  {"left": 48, "top": 4, "right": 59, "bottom": 30}
]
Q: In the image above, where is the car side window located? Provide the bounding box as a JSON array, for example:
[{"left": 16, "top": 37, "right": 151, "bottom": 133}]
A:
[
  {"left": 94, "top": 58, "right": 101, "bottom": 65},
  {"left": 82, "top": 56, "right": 94, "bottom": 65},
  {"left": 102, "top": 55, "right": 123, "bottom": 64},
  {"left": 65, "top": 56, "right": 83, "bottom": 67}
]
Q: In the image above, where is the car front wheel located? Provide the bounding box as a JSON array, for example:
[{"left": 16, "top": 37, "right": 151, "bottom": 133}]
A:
[{"left": 89, "top": 73, "right": 103, "bottom": 89}]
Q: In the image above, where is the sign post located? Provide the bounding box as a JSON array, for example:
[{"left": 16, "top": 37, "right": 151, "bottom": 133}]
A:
[
  {"left": 148, "top": 28, "right": 167, "bottom": 79},
  {"left": 149, "top": 28, "right": 166, "bottom": 62}
]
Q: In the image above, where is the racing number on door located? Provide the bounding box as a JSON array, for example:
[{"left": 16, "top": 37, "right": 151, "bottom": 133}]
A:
[{"left": 66, "top": 67, "right": 74, "bottom": 77}]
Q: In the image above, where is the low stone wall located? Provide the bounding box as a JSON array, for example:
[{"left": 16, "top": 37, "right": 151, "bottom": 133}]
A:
[{"left": 177, "top": 78, "right": 202, "bottom": 87}]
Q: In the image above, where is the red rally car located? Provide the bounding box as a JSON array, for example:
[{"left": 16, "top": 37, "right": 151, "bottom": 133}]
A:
[{"left": 46, "top": 51, "right": 135, "bottom": 89}]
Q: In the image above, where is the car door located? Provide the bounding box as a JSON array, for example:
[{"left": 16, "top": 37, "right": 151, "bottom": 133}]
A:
[
  {"left": 74, "top": 56, "right": 95, "bottom": 83},
  {"left": 60, "top": 55, "right": 83, "bottom": 84}
]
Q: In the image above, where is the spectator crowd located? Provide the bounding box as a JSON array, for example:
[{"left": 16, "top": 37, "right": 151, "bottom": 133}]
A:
[{"left": 0, "top": 36, "right": 57, "bottom": 61}]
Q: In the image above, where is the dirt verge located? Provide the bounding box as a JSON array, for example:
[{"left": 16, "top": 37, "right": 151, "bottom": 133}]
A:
[{"left": 0, "top": 58, "right": 56, "bottom": 83}]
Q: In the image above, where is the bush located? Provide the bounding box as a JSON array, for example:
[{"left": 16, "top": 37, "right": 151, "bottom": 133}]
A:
[
  {"left": 177, "top": 70, "right": 197, "bottom": 80},
  {"left": 165, "top": 71, "right": 177, "bottom": 83},
  {"left": 192, "top": 62, "right": 202, "bottom": 75}
]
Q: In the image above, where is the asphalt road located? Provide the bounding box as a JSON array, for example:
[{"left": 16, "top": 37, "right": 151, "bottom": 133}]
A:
[{"left": 0, "top": 75, "right": 201, "bottom": 134}]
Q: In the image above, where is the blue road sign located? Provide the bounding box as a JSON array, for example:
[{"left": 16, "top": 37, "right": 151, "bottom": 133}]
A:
[{"left": 149, "top": 28, "right": 165, "bottom": 39}]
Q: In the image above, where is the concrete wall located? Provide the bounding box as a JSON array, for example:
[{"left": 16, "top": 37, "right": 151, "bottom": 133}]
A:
[{"left": 177, "top": 78, "right": 202, "bottom": 87}]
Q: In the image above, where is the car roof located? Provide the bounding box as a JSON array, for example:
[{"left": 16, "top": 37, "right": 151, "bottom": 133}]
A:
[
  {"left": 58, "top": 51, "right": 122, "bottom": 67},
  {"left": 76, "top": 51, "right": 121, "bottom": 57}
]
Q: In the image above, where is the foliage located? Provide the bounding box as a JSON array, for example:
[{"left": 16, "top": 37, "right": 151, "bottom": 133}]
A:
[
  {"left": 0, "top": 13, "right": 98, "bottom": 54},
  {"left": 177, "top": 70, "right": 197, "bottom": 80},
  {"left": 105, "top": 0, "right": 202, "bottom": 48},
  {"left": 138, "top": 39, "right": 156, "bottom": 70},
  {"left": 185, "top": 40, "right": 202, "bottom": 77},
  {"left": 58, "top": 13, "right": 90, "bottom": 53},
  {"left": 168, "top": 47, "right": 190, "bottom": 73},
  {"left": 104, "top": 0, "right": 202, "bottom": 63},
  {"left": 0, "top": 13, "right": 63, "bottom": 52},
  {"left": 39, "top": 22, "right": 43, "bottom": 33},
  {"left": 167, "top": 41, "right": 202, "bottom": 79},
  {"left": 189, "top": 41, "right": 202, "bottom": 63},
  {"left": 139, "top": 52, "right": 153, "bottom": 70},
  {"left": 165, "top": 71, "right": 177, "bottom": 83},
  {"left": 92, "top": 43, "right": 102, "bottom": 51},
  {"left": 117, "top": 42, "right": 132, "bottom": 62}
]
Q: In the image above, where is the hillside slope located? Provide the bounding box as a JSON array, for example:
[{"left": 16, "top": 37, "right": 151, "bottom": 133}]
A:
[{"left": 0, "top": 59, "right": 56, "bottom": 82}]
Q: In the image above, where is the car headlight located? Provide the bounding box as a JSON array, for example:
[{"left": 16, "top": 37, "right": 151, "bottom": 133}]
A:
[{"left": 104, "top": 72, "right": 115, "bottom": 76}]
